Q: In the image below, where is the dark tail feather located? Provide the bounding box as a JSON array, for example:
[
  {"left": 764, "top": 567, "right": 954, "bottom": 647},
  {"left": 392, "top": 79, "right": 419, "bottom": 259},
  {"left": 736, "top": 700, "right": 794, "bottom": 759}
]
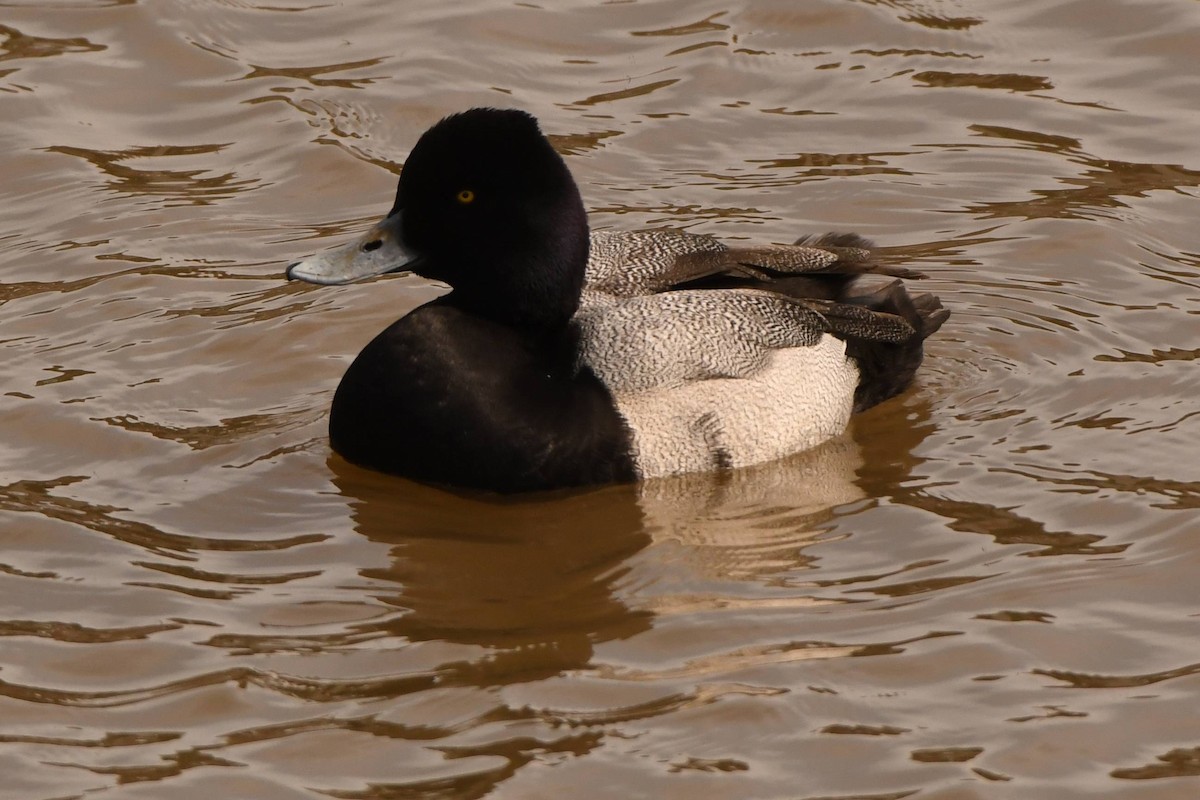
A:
[
  {"left": 838, "top": 278, "right": 949, "bottom": 412},
  {"left": 676, "top": 230, "right": 948, "bottom": 410},
  {"left": 676, "top": 232, "right": 921, "bottom": 297},
  {"left": 752, "top": 232, "right": 947, "bottom": 411},
  {"left": 792, "top": 232, "right": 926, "bottom": 279},
  {"left": 794, "top": 232, "right": 876, "bottom": 249}
]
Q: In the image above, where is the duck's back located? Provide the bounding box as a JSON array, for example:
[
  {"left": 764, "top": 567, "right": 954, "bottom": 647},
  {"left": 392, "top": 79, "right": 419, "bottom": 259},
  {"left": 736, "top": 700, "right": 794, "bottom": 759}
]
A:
[{"left": 572, "top": 230, "right": 947, "bottom": 479}]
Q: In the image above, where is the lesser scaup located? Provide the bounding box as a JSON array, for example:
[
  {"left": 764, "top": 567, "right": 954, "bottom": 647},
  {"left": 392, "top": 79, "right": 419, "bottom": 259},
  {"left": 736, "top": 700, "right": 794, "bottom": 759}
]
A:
[{"left": 286, "top": 108, "right": 948, "bottom": 493}]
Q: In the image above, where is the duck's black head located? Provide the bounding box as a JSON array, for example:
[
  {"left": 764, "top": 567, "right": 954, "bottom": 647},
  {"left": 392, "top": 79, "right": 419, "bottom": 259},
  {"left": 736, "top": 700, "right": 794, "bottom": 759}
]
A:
[
  {"left": 288, "top": 108, "right": 590, "bottom": 331},
  {"left": 393, "top": 109, "right": 589, "bottom": 329}
]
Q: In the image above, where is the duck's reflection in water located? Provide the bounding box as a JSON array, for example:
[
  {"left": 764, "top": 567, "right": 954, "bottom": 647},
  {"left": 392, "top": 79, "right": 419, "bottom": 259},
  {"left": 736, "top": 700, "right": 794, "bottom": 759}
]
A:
[
  {"left": 635, "top": 435, "right": 863, "bottom": 582},
  {"left": 329, "top": 434, "right": 865, "bottom": 680}
]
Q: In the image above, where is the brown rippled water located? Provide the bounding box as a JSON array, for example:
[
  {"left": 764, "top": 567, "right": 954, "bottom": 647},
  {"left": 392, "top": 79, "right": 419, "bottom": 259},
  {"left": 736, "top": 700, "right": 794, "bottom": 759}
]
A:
[{"left": 3, "top": 1, "right": 1200, "bottom": 798}]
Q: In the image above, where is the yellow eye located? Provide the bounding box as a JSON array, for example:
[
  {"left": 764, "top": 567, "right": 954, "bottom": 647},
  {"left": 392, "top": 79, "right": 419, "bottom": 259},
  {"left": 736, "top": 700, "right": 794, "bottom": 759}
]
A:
[{"left": 456, "top": 189, "right": 476, "bottom": 204}]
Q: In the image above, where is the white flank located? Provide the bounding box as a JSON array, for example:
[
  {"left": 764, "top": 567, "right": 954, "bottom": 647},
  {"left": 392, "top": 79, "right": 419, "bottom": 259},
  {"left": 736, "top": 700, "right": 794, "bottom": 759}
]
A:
[{"left": 613, "top": 335, "right": 859, "bottom": 479}]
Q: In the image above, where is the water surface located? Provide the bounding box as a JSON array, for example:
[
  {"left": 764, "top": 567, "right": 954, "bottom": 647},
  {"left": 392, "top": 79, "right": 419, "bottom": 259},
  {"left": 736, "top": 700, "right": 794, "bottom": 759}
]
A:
[{"left": 3, "top": 1, "right": 1200, "bottom": 798}]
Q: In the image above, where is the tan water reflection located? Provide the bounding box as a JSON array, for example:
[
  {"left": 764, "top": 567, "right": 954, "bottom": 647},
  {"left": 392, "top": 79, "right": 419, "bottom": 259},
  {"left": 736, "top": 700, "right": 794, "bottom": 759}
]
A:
[{"left": 3, "top": 0, "right": 1200, "bottom": 797}]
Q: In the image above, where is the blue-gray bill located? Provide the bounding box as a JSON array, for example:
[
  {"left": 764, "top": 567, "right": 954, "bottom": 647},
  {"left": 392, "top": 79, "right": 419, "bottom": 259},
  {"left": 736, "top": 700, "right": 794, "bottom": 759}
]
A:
[{"left": 285, "top": 212, "right": 418, "bottom": 285}]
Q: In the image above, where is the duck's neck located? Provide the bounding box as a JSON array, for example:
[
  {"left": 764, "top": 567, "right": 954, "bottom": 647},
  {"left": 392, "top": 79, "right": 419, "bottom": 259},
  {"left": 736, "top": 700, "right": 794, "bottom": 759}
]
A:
[{"left": 448, "top": 203, "right": 590, "bottom": 334}]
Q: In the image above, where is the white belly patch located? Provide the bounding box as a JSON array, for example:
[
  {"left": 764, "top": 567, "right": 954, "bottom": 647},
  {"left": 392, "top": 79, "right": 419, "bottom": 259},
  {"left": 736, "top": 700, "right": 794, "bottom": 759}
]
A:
[{"left": 612, "top": 335, "right": 859, "bottom": 479}]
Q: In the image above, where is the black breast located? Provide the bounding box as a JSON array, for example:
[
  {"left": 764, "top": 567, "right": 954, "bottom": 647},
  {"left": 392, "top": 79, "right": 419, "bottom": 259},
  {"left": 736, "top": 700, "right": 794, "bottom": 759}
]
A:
[{"left": 329, "top": 304, "right": 637, "bottom": 492}]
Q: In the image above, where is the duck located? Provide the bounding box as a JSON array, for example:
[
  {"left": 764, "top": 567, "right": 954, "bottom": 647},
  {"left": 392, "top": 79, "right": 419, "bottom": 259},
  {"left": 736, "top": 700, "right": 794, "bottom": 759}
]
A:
[{"left": 286, "top": 108, "right": 948, "bottom": 493}]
